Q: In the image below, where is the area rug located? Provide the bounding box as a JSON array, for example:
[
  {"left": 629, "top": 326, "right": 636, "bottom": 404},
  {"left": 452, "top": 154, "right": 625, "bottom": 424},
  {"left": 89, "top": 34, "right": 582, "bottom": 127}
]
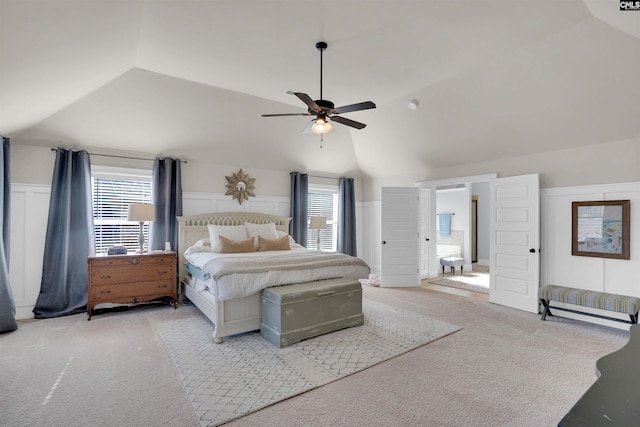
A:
[
  {"left": 156, "top": 298, "right": 461, "bottom": 427},
  {"left": 427, "top": 273, "right": 489, "bottom": 294}
]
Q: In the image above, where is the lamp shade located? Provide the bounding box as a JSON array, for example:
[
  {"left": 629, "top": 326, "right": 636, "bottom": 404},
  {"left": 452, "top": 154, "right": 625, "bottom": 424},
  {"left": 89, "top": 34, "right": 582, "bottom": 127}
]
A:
[
  {"left": 127, "top": 203, "right": 155, "bottom": 222},
  {"left": 310, "top": 118, "right": 333, "bottom": 135},
  {"left": 309, "top": 216, "right": 327, "bottom": 230}
]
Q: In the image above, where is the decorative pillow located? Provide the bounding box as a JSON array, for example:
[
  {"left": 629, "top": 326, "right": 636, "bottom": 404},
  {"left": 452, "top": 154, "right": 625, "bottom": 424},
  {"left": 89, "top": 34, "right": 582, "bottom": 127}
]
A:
[
  {"left": 218, "top": 235, "right": 255, "bottom": 254},
  {"left": 207, "top": 224, "right": 249, "bottom": 253},
  {"left": 276, "top": 230, "right": 297, "bottom": 246},
  {"left": 258, "top": 234, "right": 291, "bottom": 252}
]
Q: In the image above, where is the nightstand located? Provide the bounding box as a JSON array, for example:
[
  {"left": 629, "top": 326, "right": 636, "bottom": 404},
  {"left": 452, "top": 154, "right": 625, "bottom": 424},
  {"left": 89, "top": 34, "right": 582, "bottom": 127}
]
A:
[{"left": 87, "top": 251, "right": 177, "bottom": 320}]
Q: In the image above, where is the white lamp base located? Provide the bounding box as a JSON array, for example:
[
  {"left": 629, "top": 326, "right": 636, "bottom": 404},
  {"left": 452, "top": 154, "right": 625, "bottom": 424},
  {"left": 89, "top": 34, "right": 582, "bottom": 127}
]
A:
[{"left": 138, "top": 221, "right": 146, "bottom": 253}]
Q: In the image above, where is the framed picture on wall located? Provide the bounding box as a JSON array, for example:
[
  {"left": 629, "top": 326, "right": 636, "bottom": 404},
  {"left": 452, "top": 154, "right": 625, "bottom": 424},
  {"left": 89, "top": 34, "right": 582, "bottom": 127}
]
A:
[{"left": 572, "top": 200, "right": 630, "bottom": 260}]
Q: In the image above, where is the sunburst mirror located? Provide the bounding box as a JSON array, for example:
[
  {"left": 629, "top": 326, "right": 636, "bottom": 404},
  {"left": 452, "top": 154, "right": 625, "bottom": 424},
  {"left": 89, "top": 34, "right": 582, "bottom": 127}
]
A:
[{"left": 225, "top": 169, "right": 256, "bottom": 204}]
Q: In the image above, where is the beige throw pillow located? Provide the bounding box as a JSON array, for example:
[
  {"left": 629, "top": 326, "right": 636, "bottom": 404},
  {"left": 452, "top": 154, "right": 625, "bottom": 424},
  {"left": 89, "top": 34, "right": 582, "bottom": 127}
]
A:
[
  {"left": 258, "top": 235, "right": 291, "bottom": 251},
  {"left": 218, "top": 235, "right": 256, "bottom": 254}
]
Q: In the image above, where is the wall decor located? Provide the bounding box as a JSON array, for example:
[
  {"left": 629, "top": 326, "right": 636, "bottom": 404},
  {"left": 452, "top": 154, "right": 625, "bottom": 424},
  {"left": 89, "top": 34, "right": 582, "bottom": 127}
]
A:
[
  {"left": 225, "top": 169, "right": 256, "bottom": 204},
  {"left": 572, "top": 200, "right": 630, "bottom": 260}
]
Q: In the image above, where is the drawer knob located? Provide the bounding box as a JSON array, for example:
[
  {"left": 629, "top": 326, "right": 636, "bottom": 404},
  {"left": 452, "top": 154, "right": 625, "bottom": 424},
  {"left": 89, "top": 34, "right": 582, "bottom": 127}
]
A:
[
  {"left": 100, "top": 290, "right": 111, "bottom": 294},
  {"left": 157, "top": 270, "right": 168, "bottom": 276},
  {"left": 100, "top": 275, "right": 111, "bottom": 280},
  {"left": 158, "top": 284, "right": 168, "bottom": 289}
]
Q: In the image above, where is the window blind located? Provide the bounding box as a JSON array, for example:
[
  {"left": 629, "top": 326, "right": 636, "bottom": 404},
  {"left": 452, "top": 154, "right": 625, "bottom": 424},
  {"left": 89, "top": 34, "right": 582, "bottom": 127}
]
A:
[
  {"left": 92, "top": 176, "right": 152, "bottom": 254},
  {"left": 307, "top": 189, "right": 338, "bottom": 251}
]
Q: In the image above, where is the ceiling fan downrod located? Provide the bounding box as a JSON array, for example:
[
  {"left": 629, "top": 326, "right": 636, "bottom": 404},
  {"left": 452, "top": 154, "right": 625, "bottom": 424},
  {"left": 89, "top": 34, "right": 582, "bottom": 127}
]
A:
[{"left": 316, "top": 41, "right": 327, "bottom": 101}]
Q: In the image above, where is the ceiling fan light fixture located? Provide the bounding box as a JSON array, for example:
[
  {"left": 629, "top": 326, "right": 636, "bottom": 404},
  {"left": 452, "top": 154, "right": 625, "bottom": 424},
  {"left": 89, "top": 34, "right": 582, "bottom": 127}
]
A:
[{"left": 311, "top": 117, "right": 333, "bottom": 135}]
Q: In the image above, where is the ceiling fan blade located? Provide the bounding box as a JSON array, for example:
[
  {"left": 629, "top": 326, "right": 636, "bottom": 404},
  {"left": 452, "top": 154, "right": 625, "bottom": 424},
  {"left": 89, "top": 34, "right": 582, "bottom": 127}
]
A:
[
  {"left": 302, "top": 119, "right": 315, "bottom": 134},
  {"left": 330, "top": 115, "right": 367, "bottom": 130},
  {"left": 333, "top": 101, "right": 376, "bottom": 114},
  {"left": 294, "top": 92, "right": 320, "bottom": 113},
  {"left": 262, "top": 113, "right": 312, "bottom": 117}
]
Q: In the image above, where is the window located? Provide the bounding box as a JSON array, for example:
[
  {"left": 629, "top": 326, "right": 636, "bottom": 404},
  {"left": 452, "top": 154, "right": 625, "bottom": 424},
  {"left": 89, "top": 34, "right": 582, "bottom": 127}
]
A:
[
  {"left": 307, "top": 186, "right": 338, "bottom": 251},
  {"left": 91, "top": 166, "right": 152, "bottom": 254}
]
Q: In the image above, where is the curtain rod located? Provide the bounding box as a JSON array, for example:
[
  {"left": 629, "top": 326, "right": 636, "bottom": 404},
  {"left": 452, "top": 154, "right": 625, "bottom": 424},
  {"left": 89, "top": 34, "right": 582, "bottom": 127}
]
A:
[
  {"left": 437, "top": 212, "right": 455, "bottom": 215},
  {"left": 51, "top": 148, "right": 187, "bottom": 163}
]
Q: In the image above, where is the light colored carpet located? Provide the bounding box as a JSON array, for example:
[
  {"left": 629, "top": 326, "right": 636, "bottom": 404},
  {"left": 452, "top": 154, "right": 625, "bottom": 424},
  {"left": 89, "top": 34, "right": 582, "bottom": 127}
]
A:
[
  {"left": 426, "top": 272, "right": 490, "bottom": 294},
  {"left": 156, "top": 298, "right": 461, "bottom": 426},
  {"left": 0, "top": 286, "right": 629, "bottom": 427}
]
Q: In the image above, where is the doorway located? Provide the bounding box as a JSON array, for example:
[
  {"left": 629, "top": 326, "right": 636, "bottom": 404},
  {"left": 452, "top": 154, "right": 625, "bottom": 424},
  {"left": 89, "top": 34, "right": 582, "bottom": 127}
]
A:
[{"left": 416, "top": 174, "right": 495, "bottom": 295}]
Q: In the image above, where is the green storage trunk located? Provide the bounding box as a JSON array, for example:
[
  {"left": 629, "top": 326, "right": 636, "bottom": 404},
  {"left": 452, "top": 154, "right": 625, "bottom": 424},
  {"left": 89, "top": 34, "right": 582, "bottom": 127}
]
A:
[{"left": 260, "top": 277, "right": 364, "bottom": 348}]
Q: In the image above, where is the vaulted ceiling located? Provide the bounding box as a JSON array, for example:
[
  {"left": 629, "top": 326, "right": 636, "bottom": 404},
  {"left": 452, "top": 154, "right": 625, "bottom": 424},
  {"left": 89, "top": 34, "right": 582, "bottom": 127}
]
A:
[{"left": 1, "top": 0, "right": 639, "bottom": 179}]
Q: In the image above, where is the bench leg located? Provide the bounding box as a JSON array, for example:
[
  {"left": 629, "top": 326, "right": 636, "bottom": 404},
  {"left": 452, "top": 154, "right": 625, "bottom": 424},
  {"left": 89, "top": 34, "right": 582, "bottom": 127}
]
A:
[
  {"left": 540, "top": 299, "right": 552, "bottom": 321},
  {"left": 631, "top": 314, "right": 638, "bottom": 324},
  {"left": 461, "top": 265, "right": 463, "bottom": 275},
  {"left": 442, "top": 265, "right": 445, "bottom": 275},
  {"left": 450, "top": 266, "right": 454, "bottom": 276}
]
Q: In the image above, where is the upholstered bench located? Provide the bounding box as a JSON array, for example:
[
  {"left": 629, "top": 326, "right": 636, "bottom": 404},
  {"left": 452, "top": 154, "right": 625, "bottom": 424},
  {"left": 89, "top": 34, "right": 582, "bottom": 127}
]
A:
[
  {"left": 260, "top": 277, "right": 364, "bottom": 348},
  {"left": 440, "top": 257, "right": 465, "bottom": 275},
  {"left": 539, "top": 285, "right": 640, "bottom": 325}
]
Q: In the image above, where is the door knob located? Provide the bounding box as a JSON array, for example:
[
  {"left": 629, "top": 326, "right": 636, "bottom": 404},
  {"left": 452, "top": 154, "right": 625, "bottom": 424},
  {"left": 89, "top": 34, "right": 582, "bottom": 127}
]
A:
[
  {"left": 382, "top": 240, "right": 387, "bottom": 244},
  {"left": 529, "top": 248, "right": 536, "bottom": 253}
]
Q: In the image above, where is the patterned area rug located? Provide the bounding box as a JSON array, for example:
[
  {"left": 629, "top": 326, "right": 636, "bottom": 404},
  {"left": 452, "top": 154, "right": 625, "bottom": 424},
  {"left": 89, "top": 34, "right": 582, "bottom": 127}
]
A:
[
  {"left": 156, "top": 299, "right": 461, "bottom": 426},
  {"left": 426, "top": 274, "right": 489, "bottom": 294}
]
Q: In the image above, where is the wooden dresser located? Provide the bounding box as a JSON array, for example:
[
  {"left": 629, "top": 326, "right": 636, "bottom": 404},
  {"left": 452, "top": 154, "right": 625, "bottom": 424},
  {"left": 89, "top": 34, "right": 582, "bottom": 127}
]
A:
[{"left": 87, "top": 251, "right": 177, "bottom": 320}]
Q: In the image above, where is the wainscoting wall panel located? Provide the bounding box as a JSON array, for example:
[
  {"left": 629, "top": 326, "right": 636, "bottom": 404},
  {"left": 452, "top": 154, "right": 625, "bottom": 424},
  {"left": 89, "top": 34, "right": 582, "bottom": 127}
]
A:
[
  {"left": 541, "top": 182, "right": 640, "bottom": 299},
  {"left": 16, "top": 181, "right": 639, "bottom": 322},
  {"left": 361, "top": 201, "right": 381, "bottom": 274},
  {"left": 9, "top": 184, "right": 50, "bottom": 319}
]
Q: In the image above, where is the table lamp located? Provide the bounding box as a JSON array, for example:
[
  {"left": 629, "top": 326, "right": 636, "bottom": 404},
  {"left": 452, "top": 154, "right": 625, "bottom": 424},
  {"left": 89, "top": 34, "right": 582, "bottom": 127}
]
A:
[
  {"left": 309, "top": 216, "right": 327, "bottom": 251},
  {"left": 127, "top": 203, "right": 155, "bottom": 253}
]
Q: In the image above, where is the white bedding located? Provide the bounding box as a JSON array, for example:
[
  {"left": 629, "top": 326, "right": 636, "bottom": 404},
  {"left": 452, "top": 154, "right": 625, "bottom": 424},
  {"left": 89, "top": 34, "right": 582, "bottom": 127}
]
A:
[{"left": 185, "top": 248, "right": 370, "bottom": 301}]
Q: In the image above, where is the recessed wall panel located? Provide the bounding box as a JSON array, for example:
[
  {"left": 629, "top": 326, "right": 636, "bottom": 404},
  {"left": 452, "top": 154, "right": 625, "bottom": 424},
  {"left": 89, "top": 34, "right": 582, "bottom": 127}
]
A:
[{"left": 495, "top": 275, "right": 528, "bottom": 295}]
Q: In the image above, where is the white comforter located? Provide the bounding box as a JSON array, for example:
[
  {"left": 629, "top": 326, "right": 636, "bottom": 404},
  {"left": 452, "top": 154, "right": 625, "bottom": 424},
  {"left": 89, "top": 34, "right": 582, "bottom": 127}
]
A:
[{"left": 185, "top": 248, "right": 370, "bottom": 301}]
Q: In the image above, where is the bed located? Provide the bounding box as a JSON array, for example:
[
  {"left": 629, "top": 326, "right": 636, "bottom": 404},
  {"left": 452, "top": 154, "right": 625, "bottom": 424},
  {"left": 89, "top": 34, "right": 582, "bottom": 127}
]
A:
[{"left": 177, "top": 211, "right": 370, "bottom": 343}]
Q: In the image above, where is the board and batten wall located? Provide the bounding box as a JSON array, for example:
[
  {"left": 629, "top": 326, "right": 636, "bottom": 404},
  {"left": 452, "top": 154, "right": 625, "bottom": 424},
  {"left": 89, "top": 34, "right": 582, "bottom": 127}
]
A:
[
  {"left": 8, "top": 185, "right": 366, "bottom": 319},
  {"left": 541, "top": 182, "right": 640, "bottom": 311}
]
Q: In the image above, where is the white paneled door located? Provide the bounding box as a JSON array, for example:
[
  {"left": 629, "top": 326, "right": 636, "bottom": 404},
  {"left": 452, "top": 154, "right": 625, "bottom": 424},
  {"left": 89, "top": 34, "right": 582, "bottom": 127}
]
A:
[
  {"left": 381, "top": 187, "right": 419, "bottom": 287},
  {"left": 489, "top": 174, "right": 540, "bottom": 313}
]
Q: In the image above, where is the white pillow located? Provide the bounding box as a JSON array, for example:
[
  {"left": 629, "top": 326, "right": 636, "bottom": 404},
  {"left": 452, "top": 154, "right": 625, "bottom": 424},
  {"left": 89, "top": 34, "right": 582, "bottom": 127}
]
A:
[
  {"left": 194, "top": 237, "right": 211, "bottom": 248},
  {"left": 207, "top": 224, "right": 249, "bottom": 253},
  {"left": 245, "top": 222, "right": 279, "bottom": 249},
  {"left": 245, "top": 222, "right": 279, "bottom": 239}
]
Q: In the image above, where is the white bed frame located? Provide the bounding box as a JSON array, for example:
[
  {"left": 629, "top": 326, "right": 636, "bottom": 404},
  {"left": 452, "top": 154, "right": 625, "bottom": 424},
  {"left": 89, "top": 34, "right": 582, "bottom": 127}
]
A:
[{"left": 177, "top": 212, "right": 291, "bottom": 343}]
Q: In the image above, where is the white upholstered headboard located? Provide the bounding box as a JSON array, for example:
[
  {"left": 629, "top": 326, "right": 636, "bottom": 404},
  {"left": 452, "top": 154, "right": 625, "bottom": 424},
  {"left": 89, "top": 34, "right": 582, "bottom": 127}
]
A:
[{"left": 177, "top": 211, "right": 291, "bottom": 283}]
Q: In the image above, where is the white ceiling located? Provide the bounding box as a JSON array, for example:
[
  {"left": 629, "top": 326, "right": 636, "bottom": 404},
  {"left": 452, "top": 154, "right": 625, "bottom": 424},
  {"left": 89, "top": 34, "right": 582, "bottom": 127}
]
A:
[{"left": 1, "top": 0, "right": 639, "bottom": 179}]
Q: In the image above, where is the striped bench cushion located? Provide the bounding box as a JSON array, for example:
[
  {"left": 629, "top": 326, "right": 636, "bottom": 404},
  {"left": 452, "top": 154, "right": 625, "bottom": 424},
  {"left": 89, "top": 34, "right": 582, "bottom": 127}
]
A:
[{"left": 539, "top": 285, "right": 640, "bottom": 316}]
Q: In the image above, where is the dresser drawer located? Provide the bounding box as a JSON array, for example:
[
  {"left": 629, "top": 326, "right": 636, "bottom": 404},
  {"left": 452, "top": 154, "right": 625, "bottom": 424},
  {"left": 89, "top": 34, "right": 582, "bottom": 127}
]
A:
[
  {"left": 91, "top": 279, "right": 175, "bottom": 302},
  {"left": 91, "top": 264, "right": 175, "bottom": 285},
  {"left": 90, "top": 255, "right": 175, "bottom": 268}
]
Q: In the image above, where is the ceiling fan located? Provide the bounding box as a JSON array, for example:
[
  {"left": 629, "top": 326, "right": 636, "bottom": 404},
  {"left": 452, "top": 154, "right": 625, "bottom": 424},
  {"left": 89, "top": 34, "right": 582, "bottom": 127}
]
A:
[{"left": 262, "top": 41, "right": 376, "bottom": 136}]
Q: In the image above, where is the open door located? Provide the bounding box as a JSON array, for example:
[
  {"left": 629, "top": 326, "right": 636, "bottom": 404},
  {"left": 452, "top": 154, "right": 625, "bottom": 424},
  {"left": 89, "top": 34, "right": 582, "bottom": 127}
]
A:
[
  {"left": 489, "top": 174, "right": 540, "bottom": 313},
  {"left": 381, "top": 187, "right": 419, "bottom": 287}
]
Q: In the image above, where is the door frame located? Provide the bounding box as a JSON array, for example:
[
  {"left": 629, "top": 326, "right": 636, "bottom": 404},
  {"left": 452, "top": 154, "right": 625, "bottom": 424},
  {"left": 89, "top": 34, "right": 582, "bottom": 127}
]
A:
[{"left": 415, "top": 174, "right": 497, "bottom": 279}]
